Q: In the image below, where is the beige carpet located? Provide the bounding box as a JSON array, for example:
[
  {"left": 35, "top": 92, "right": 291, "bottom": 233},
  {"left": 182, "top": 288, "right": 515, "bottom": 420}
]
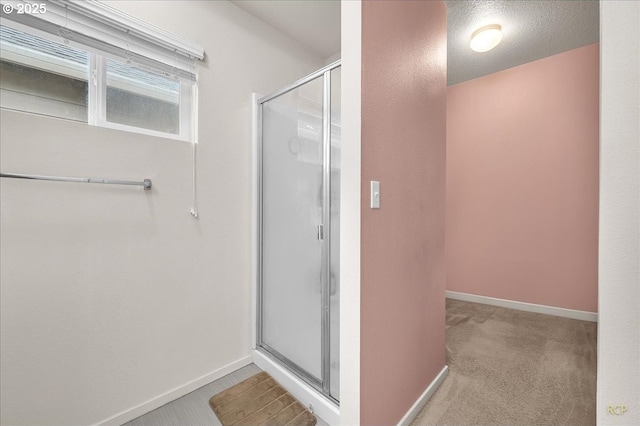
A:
[
  {"left": 209, "top": 371, "right": 317, "bottom": 426},
  {"left": 412, "top": 299, "right": 597, "bottom": 426}
]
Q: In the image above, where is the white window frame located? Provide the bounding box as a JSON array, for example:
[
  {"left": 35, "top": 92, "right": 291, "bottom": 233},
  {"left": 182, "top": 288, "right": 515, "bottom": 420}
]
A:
[
  {"left": 90, "top": 54, "right": 193, "bottom": 142},
  {"left": 0, "top": 0, "right": 204, "bottom": 142}
]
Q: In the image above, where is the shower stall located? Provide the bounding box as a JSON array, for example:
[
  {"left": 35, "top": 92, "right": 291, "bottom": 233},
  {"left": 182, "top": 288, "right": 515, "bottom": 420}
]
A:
[{"left": 253, "top": 61, "right": 340, "bottom": 421}]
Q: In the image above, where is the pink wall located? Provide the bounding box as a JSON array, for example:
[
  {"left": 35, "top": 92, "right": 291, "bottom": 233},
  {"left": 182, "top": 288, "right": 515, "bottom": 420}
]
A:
[
  {"left": 361, "top": 1, "right": 447, "bottom": 424},
  {"left": 446, "top": 43, "right": 599, "bottom": 312}
]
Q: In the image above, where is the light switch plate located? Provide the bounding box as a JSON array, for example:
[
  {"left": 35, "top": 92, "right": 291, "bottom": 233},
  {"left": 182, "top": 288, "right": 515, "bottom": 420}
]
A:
[{"left": 371, "top": 181, "right": 380, "bottom": 209}]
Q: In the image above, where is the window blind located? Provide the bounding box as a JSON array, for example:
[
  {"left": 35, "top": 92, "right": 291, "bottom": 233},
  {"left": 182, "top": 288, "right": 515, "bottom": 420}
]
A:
[{"left": 0, "top": 0, "right": 204, "bottom": 80}]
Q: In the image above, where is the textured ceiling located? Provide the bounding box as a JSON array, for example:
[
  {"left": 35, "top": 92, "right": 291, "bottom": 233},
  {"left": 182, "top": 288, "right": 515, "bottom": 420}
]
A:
[
  {"left": 229, "top": 0, "right": 341, "bottom": 59},
  {"left": 447, "top": 0, "right": 599, "bottom": 85},
  {"left": 229, "top": 1, "right": 599, "bottom": 86}
]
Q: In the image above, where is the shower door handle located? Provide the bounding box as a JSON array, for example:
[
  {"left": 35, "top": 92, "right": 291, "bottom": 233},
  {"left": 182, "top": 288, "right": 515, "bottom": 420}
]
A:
[{"left": 317, "top": 224, "right": 324, "bottom": 241}]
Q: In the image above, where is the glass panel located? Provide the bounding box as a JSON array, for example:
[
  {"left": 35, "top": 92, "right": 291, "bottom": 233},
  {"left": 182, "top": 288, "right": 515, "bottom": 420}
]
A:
[
  {"left": 0, "top": 25, "right": 88, "bottom": 122},
  {"left": 329, "top": 66, "right": 341, "bottom": 400},
  {"left": 105, "top": 59, "right": 180, "bottom": 134},
  {"left": 261, "top": 75, "right": 324, "bottom": 380}
]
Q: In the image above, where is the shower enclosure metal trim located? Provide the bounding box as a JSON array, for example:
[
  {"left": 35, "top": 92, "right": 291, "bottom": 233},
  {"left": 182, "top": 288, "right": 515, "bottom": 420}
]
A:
[
  {"left": 256, "top": 60, "right": 340, "bottom": 404},
  {"left": 257, "top": 60, "right": 340, "bottom": 105}
]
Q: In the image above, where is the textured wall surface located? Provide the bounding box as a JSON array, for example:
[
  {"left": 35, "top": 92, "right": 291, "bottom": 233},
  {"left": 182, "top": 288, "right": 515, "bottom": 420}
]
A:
[
  {"left": 447, "top": 43, "right": 599, "bottom": 313},
  {"left": 0, "top": 2, "right": 324, "bottom": 424},
  {"left": 360, "top": 1, "right": 447, "bottom": 424},
  {"left": 597, "top": 1, "right": 640, "bottom": 424}
]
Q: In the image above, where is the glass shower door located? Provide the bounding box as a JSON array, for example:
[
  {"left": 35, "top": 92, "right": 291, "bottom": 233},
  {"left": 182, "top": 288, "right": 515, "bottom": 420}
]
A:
[{"left": 260, "top": 75, "right": 325, "bottom": 383}]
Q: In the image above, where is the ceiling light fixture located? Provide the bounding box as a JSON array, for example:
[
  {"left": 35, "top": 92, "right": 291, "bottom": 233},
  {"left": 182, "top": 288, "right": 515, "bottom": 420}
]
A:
[{"left": 470, "top": 24, "right": 503, "bottom": 53}]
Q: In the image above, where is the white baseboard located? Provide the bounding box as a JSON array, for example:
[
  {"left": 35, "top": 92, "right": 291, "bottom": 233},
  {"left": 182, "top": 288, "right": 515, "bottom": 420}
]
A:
[
  {"left": 397, "top": 365, "right": 449, "bottom": 426},
  {"left": 95, "top": 355, "right": 253, "bottom": 426},
  {"left": 446, "top": 291, "right": 598, "bottom": 322}
]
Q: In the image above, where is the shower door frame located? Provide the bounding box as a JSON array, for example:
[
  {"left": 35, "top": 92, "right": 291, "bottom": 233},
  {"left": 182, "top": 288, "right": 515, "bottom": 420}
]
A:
[{"left": 255, "top": 60, "right": 340, "bottom": 404}]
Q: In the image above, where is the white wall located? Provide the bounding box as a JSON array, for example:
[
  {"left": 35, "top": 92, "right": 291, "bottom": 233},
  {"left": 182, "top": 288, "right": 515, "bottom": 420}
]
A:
[
  {"left": 325, "top": 52, "right": 341, "bottom": 65},
  {"left": 339, "top": 1, "right": 361, "bottom": 424},
  {"left": 598, "top": 1, "right": 640, "bottom": 425},
  {"left": 0, "top": 2, "right": 324, "bottom": 425}
]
